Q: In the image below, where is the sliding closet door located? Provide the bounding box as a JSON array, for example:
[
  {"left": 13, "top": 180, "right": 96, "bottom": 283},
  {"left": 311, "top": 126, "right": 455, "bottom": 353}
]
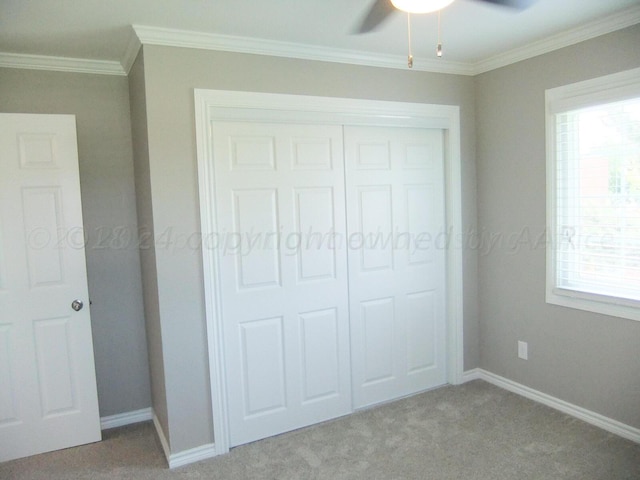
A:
[
  {"left": 344, "top": 126, "right": 447, "bottom": 409},
  {"left": 212, "top": 122, "right": 351, "bottom": 447}
]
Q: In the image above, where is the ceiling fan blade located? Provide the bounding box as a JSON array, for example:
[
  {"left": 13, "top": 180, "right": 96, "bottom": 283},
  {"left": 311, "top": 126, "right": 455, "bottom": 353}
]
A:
[
  {"left": 473, "top": 0, "right": 537, "bottom": 9},
  {"left": 355, "top": 0, "right": 397, "bottom": 34}
]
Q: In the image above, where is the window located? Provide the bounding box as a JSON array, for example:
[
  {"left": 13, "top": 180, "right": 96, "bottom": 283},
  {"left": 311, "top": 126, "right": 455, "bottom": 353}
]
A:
[{"left": 546, "top": 68, "right": 640, "bottom": 321}]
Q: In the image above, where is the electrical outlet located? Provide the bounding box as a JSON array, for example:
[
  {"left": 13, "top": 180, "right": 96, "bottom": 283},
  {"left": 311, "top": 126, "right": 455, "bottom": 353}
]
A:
[{"left": 518, "top": 341, "right": 528, "bottom": 360}]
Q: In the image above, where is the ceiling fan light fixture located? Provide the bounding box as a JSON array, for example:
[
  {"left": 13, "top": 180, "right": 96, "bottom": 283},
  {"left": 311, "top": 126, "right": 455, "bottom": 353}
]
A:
[{"left": 390, "top": 0, "right": 455, "bottom": 14}]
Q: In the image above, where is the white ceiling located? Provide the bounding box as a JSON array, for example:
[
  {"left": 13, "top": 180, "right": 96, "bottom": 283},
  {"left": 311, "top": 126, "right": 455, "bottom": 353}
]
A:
[{"left": 1, "top": 0, "right": 639, "bottom": 75}]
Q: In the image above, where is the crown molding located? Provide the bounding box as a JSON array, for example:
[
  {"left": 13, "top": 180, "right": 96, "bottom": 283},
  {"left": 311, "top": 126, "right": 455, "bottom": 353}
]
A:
[
  {"left": 1, "top": 5, "right": 638, "bottom": 78},
  {"left": 0, "top": 52, "right": 126, "bottom": 76},
  {"left": 131, "top": 25, "right": 475, "bottom": 76},
  {"left": 472, "top": 4, "right": 640, "bottom": 75},
  {"left": 132, "top": 4, "right": 640, "bottom": 78},
  {"left": 121, "top": 29, "right": 143, "bottom": 74}
]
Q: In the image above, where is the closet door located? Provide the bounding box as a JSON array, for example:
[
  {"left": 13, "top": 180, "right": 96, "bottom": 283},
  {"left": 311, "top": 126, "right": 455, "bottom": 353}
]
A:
[
  {"left": 344, "top": 126, "right": 447, "bottom": 409},
  {"left": 212, "top": 122, "right": 351, "bottom": 447}
]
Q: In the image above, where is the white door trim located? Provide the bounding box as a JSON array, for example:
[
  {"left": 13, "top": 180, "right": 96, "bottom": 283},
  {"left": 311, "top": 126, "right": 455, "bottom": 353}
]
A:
[{"left": 194, "top": 89, "right": 464, "bottom": 455}]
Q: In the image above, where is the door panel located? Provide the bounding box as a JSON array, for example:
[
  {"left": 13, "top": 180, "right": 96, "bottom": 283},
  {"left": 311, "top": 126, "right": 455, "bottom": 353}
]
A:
[
  {"left": 239, "top": 316, "right": 286, "bottom": 417},
  {"left": 22, "top": 187, "right": 65, "bottom": 286},
  {"left": 293, "top": 188, "right": 336, "bottom": 281},
  {"left": 213, "top": 122, "right": 351, "bottom": 447},
  {"left": 299, "top": 308, "right": 340, "bottom": 403},
  {"left": 345, "top": 126, "right": 447, "bottom": 409},
  {"left": 357, "top": 186, "right": 394, "bottom": 271},
  {"left": 0, "top": 113, "right": 100, "bottom": 462},
  {"left": 406, "top": 290, "right": 436, "bottom": 373},
  {"left": 232, "top": 188, "right": 281, "bottom": 289},
  {"left": 361, "top": 297, "right": 395, "bottom": 385},
  {"left": 33, "top": 317, "right": 76, "bottom": 415}
]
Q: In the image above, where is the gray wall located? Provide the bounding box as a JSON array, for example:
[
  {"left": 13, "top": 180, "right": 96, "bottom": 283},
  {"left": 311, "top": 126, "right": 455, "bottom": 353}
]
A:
[
  {"left": 475, "top": 24, "right": 640, "bottom": 429},
  {"left": 128, "top": 53, "right": 169, "bottom": 437},
  {"left": 0, "top": 67, "right": 151, "bottom": 418},
  {"left": 137, "top": 44, "right": 479, "bottom": 453}
]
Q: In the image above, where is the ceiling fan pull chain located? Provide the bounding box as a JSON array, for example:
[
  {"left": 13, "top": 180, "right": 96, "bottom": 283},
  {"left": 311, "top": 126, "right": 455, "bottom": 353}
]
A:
[
  {"left": 407, "top": 13, "right": 413, "bottom": 68},
  {"left": 437, "top": 10, "right": 443, "bottom": 58}
]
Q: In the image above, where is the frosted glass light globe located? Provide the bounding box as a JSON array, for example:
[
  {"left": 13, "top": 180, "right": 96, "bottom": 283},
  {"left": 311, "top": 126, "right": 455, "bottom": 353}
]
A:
[{"left": 391, "top": 0, "right": 455, "bottom": 14}]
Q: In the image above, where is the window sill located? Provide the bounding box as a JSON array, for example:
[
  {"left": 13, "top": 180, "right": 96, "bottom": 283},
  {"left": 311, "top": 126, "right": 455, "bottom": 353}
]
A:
[{"left": 546, "top": 287, "right": 640, "bottom": 322}]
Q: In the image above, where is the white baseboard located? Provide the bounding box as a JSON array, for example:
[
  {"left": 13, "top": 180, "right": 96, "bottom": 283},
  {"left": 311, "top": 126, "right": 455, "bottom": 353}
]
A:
[
  {"left": 152, "top": 412, "right": 171, "bottom": 465},
  {"left": 168, "top": 443, "right": 217, "bottom": 469},
  {"left": 100, "top": 407, "right": 153, "bottom": 430},
  {"left": 460, "top": 368, "right": 482, "bottom": 383},
  {"left": 151, "top": 411, "right": 218, "bottom": 468},
  {"left": 462, "top": 368, "right": 640, "bottom": 445}
]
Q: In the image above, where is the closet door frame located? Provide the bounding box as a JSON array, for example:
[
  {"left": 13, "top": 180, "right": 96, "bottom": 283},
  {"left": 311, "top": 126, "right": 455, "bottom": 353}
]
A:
[{"left": 194, "top": 89, "right": 464, "bottom": 456}]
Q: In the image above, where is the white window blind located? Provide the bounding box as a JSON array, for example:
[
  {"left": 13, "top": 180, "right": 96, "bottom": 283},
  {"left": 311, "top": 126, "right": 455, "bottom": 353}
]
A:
[
  {"left": 553, "top": 98, "right": 640, "bottom": 306},
  {"left": 547, "top": 68, "right": 640, "bottom": 321}
]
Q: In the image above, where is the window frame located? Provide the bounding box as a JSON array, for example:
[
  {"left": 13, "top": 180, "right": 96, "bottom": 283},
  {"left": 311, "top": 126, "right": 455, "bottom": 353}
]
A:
[{"left": 546, "top": 67, "right": 640, "bottom": 322}]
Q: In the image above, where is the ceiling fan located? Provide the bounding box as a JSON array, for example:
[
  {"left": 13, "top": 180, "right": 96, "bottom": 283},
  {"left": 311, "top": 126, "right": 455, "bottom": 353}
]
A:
[
  {"left": 356, "top": 0, "right": 536, "bottom": 67},
  {"left": 356, "top": 0, "right": 537, "bottom": 34}
]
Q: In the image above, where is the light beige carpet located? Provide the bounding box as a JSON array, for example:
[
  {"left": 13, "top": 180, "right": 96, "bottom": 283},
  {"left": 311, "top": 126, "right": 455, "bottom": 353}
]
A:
[{"left": 2, "top": 381, "right": 639, "bottom": 479}]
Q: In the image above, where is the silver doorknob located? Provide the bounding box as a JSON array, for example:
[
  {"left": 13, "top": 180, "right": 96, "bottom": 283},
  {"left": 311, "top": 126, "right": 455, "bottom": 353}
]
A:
[{"left": 71, "top": 300, "right": 84, "bottom": 312}]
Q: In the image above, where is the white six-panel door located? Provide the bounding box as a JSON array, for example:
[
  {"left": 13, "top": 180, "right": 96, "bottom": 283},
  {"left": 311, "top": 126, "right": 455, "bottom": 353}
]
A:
[
  {"left": 344, "top": 126, "right": 447, "bottom": 408},
  {"left": 212, "top": 122, "right": 352, "bottom": 447},
  {"left": 212, "top": 121, "right": 447, "bottom": 446},
  {"left": 0, "top": 114, "right": 101, "bottom": 462}
]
